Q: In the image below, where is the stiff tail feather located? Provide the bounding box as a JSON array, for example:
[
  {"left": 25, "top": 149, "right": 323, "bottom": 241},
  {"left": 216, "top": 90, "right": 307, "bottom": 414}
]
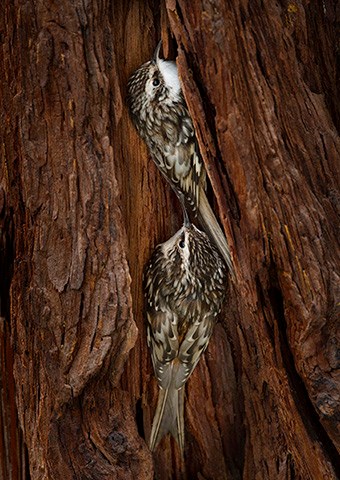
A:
[
  {"left": 149, "top": 386, "right": 185, "bottom": 455},
  {"left": 198, "top": 189, "right": 234, "bottom": 276}
]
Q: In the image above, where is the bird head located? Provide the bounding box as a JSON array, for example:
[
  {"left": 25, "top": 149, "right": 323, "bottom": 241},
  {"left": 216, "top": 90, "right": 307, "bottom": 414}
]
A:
[
  {"left": 161, "top": 222, "right": 222, "bottom": 276},
  {"left": 127, "top": 41, "right": 181, "bottom": 118}
]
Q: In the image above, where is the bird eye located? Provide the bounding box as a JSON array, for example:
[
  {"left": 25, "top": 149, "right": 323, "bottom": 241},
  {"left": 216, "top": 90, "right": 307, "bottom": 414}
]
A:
[
  {"left": 179, "top": 239, "right": 185, "bottom": 249},
  {"left": 152, "top": 78, "right": 160, "bottom": 87}
]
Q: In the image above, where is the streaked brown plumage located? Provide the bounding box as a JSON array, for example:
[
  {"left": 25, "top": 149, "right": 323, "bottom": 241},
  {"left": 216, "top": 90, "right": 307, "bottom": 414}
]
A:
[
  {"left": 127, "top": 42, "right": 234, "bottom": 275},
  {"left": 144, "top": 214, "right": 227, "bottom": 453}
]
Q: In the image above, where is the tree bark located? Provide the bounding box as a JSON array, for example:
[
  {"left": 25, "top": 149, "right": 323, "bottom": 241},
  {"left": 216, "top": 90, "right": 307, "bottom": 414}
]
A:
[{"left": 0, "top": 1, "right": 339, "bottom": 479}]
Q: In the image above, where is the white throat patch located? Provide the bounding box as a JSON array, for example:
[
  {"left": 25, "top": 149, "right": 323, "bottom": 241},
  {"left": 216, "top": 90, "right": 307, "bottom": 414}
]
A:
[
  {"left": 158, "top": 60, "right": 181, "bottom": 97},
  {"left": 181, "top": 230, "right": 191, "bottom": 267}
]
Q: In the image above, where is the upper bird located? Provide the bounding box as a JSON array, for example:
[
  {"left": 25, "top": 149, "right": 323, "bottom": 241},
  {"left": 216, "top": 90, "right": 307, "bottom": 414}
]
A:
[{"left": 127, "top": 41, "right": 234, "bottom": 275}]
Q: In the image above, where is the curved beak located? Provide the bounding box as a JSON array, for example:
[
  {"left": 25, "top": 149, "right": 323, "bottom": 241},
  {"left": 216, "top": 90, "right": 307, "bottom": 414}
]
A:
[
  {"left": 183, "top": 207, "right": 191, "bottom": 228},
  {"left": 152, "top": 40, "right": 162, "bottom": 66},
  {"left": 179, "top": 194, "right": 191, "bottom": 227}
]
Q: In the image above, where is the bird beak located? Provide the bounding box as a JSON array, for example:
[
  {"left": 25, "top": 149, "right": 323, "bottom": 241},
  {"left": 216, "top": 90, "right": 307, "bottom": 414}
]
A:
[
  {"left": 179, "top": 194, "right": 191, "bottom": 227},
  {"left": 183, "top": 208, "right": 191, "bottom": 228},
  {"left": 152, "top": 40, "right": 162, "bottom": 66}
]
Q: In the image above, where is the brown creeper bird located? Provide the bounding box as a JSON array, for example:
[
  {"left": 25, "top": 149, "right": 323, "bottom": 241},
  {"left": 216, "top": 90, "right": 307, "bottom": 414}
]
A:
[
  {"left": 144, "top": 211, "right": 227, "bottom": 453},
  {"left": 127, "top": 42, "right": 234, "bottom": 275}
]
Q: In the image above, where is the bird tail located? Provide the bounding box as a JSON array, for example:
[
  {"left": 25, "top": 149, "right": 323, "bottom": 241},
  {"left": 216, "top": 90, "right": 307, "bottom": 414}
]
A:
[
  {"left": 198, "top": 189, "right": 234, "bottom": 275},
  {"left": 149, "top": 385, "right": 185, "bottom": 455}
]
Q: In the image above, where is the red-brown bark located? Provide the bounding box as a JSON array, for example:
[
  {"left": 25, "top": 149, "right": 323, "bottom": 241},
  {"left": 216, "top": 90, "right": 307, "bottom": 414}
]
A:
[{"left": 0, "top": 1, "right": 339, "bottom": 479}]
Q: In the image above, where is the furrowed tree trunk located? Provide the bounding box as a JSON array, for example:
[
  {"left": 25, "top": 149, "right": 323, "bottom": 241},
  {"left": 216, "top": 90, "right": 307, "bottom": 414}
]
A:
[{"left": 0, "top": 1, "right": 339, "bottom": 479}]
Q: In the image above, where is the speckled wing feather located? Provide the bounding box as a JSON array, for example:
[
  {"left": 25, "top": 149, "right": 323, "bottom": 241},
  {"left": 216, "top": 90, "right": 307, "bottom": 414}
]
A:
[
  {"left": 146, "top": 301, "right": 218, "bottom": 452},
  {"left": 146, "top": 307, "right": 185, "bottom": 453},
  {"left": 175, "top": 312, "right": 215, "bottom": 390},
  {"left": 146, "top": 307, "right": 215, "bottom": 393},
  {"left": 147, "top": 101, "right": 205, "bottom": 214},
  {"left": 146, "top": 309, "right": 179, "bottom": 389}
]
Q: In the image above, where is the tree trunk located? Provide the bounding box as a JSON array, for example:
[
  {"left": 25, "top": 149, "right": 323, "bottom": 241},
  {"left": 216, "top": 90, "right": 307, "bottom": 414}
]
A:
[{"left": 0, "top": 1, "right": 339, "bottom": 479}]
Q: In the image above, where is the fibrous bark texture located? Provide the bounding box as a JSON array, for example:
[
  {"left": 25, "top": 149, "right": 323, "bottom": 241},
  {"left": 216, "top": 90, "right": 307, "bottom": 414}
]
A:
[{"left": 0, "top": 1, "right": 339, "bottom": 479}]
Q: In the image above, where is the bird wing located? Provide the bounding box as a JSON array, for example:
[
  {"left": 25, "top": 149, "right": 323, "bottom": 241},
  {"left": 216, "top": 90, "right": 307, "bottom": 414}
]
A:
[
  {"left": 173, "top": 311, "right": 215, "bottom": 390},
  {"left": 147, "top": 309, "right": 179, "bottom": 390},
  {"left": 165, "top": 139, "right": 205, "bottom": 213},
  {"left": 149, "top": 107, "right": 206, "bottom": 212}
]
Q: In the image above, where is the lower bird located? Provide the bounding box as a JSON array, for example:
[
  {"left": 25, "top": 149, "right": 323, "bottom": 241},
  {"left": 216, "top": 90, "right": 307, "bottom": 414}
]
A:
[{"left": 144, "top": 210, "right": 227, "bottom": 454}]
